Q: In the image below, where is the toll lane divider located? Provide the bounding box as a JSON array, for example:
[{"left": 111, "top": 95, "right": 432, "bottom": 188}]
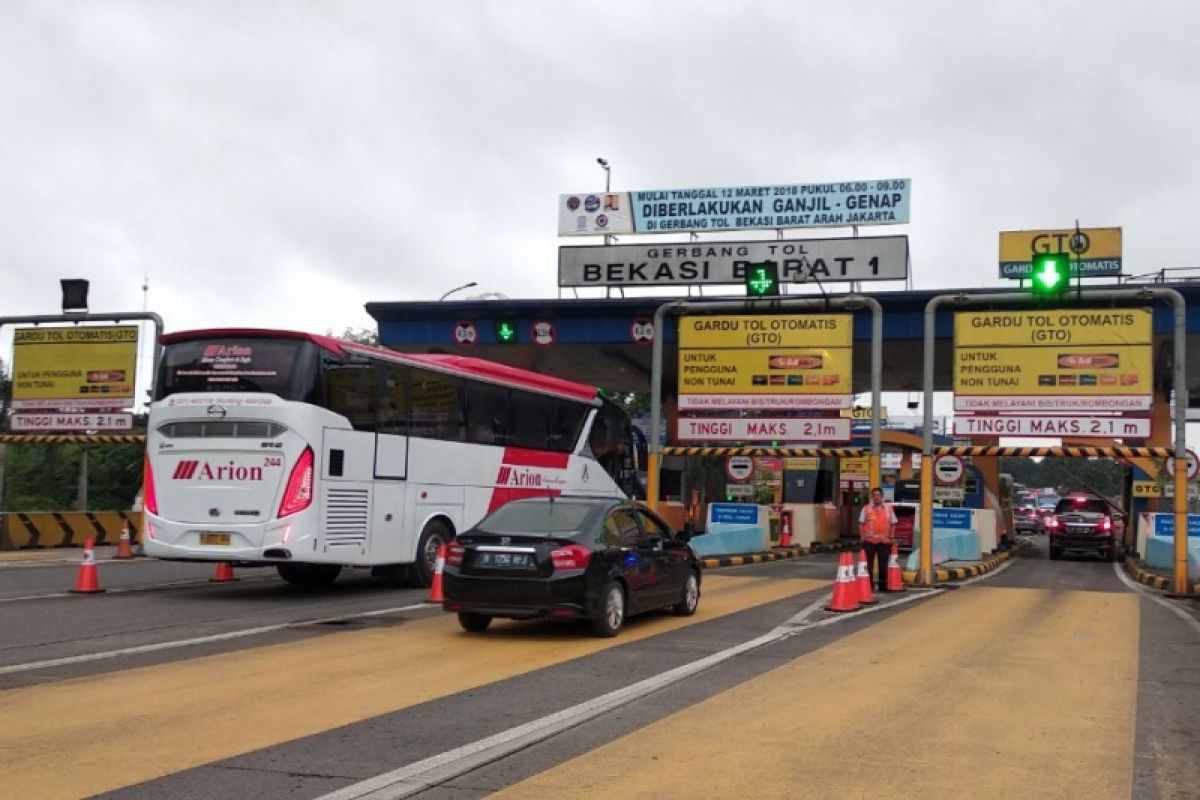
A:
[
  {"left": 1122, "top": 555, "right": 1200, "bottom": 595},
  {"left": 699, "top": 541, "right": 862, "bottom": 570},
  {"left": 900, "top": 549, "right": 1014, "bottom": 584},
  {"left": 1, "top": 511, "right": 142, "bottom": 550}
]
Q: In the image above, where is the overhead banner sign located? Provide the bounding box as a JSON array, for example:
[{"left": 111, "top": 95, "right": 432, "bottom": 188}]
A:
[
  {"left": 954, "top": 309, "right": 1152, "bottom": 413},
  {"left": 559, "top": 179, "right": 911, "bottom": 236},
  {"left": 10, "top": 326, "right": 138, "bottom": 411},
  {"left": 677, "top": 417, "right": 851, "bottom": 442},
  {"left": 677, "top": 314, "right": 853, "bottom": 411},
  {"left": 952, "top": 416, "right": 1151, "bottom": 439},
  {"left": 998, "top": 228, "right": 1122, "bottom": 279},
  {"left": 557, "top": 236, "right": 908, "bottom": 287}
]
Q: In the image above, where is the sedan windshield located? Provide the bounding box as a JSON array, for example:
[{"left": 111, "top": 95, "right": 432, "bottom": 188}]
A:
[{"left": 477, "top": 501, "right": 600, "bottom": 535}]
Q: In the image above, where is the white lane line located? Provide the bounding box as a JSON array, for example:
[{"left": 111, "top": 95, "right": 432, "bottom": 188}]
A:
[
  {"left": 0, "top": 602, "right": 434, "bottom": 676},
  {"left": 1113, "top": 562, "right": 1200, "bottom": 638},
  {"left": 317, "top": 554, "right": 1021, "bottom": 800}
]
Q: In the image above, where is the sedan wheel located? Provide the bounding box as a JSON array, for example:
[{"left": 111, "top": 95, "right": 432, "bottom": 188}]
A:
[
  {"left": 673, "top": 571, "right": 700, "bottom": 616},
  {"left": 591, "top": 581, "right": 625, "bottom": 638}
]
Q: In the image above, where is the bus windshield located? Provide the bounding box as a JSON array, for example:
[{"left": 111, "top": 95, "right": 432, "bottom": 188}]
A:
[{"left": 155, "top": 337, "right": 320, "bottom": 400}]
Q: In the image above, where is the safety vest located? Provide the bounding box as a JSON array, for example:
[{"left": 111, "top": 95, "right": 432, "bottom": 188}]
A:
[{"left": 861, "top": 504, "right": 893, "bottom": 543}]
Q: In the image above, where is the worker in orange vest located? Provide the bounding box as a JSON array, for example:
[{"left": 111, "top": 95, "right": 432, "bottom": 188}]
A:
[{"left": 858, "top": 486, "right": 897, "bottom": 592}]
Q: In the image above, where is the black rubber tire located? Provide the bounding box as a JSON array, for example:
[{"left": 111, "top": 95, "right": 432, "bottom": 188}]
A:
[
  {"left": 672, "top": 570, "right": 700, "bottom": 616},
  {"left": 457, "top": 612, "right": 492, "bottom": 633},
  {"left": 276, "top": 563, "right": 342, "bottom": 588},
  {"left": 590, "top": 581, "right": 626, "bottom": 638},
  {"left": 410, "top": 519, "right": 454, "bottom": 588}
]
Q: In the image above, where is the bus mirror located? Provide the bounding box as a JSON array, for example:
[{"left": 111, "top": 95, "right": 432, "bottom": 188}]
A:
[{"left": 632, "top": 428, "right": 648, "bottom": 471}]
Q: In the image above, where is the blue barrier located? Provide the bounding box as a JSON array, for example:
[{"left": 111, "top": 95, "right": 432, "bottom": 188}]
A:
[
  {"left": 688, "top": 525, "right": 769, "bottom": 558},
  {"left": 1144, "top": 534, "right": 1200, "bottom": 578}
]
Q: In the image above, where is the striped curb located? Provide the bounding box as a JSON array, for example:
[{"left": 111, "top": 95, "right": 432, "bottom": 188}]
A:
[
  {"left": 1123, "top": 556, "right": 1200, "bottom": 594},
  {"left": 698, "top": 539, "right": 869, "bottom": 570},
  {"left": 900, "top": 550, "right": 1014, "bottom": 584}
]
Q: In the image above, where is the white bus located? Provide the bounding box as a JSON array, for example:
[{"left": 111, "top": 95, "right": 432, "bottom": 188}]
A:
[{"left": 143, "top": 329, "right": 646, "bottom": 587}]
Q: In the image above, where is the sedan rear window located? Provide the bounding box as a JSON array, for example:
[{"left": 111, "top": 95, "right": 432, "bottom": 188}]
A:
[
  {"left": 1055, "top": 497, "right": 1109, "bottom": 515},
  {"left": 477, "top": 501, "right": 600, "bottom": 535}
]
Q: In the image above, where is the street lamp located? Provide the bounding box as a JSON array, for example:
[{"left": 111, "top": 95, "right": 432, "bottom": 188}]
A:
[
  {"left": 439, "top": 281, "right": 477, "bottom": 301},
  {"left": 597, "top": 157, "right": 610, "bottom": 193}
]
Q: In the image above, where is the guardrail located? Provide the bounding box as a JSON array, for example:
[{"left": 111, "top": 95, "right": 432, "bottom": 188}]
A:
[{"left": 0, "top": 511, "right": 143, "bottom": 550}]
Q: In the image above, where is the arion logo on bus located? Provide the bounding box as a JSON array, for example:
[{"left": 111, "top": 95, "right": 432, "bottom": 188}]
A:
[
  {"left": 172, "top": 460, "right": 268, "bottom": 481},
  {"left": 203, "top": 344, "right": 253, "bottom": 359}
]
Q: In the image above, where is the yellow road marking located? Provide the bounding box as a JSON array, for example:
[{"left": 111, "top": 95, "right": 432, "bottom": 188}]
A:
[
  {"left": 0, "top": 574, "right": 823, "bottom": 800},
  {"left": 494, "top": 586, "right": 1140, "bottom": 800}
]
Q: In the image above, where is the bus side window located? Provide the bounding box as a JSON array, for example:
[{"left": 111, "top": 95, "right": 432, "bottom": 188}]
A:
[
  {"left": 410, "top": 369, "right": 465, "bottom": 441},
  {"left": 548, "top": 401, "right": 590, "bottom": 453},
  {"left": 377, "top": 363, "right": 411, "bottom": 436},
  {"left": 465, "top": 382, "right": 511, "bottom": 446},
  {"left": 509, "top": 393, "right": 550, "bottom": 451},
  {"left": 325, "top": 361, "right": 377, "bottom": 432}
]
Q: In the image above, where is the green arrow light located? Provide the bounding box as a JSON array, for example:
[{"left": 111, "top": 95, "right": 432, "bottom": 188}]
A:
[
  {"left": 744, "top": 261, "right": 780, "bottom": 296},
  {"left": 1030, "top": 253, "right": 1069, "bottom": 295},
  {"left": 494, "top": 321, "right": 517, "bottom": 343}
]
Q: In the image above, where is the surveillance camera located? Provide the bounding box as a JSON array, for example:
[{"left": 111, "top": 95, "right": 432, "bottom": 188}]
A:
[
  {"left": 597, "top": 158, "right": 608, "bottom": 167},
  {"left": 907, "top": 400, "right": 919, "bottom": 410}
]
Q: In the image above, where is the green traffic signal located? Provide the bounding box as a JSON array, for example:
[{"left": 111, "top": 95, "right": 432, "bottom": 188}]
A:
[
  {"left": 494, "top": 320, "right": 518, "bottom": 343},
  {"left": 744, "top": 261, "right": 780, "bottom": 297},
  {"left": 1030, "top": 252, "right": 1070, "bottom": 295}
]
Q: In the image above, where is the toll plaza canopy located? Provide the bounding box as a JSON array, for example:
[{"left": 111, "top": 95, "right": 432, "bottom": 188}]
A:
[{"left": 366, "top": 282, "right": 1200, "bottom": 401}]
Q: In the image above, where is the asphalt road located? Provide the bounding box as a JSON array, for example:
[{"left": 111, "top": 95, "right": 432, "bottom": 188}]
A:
[{"left": 1, "top": 541, "right": 1197, "bottom": 799}]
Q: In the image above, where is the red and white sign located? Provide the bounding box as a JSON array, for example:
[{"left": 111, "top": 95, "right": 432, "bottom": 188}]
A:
[
  {"left": 453, "top": 321, "right": 477, "bottom": 346},
  {"left": 678, "top": 417, "right": 851, "bottom": 442},
  {"left": 531, "top": 320, "right": 556, "bottom": 347},
  {"left": 726, "top": 456, "right": 754, "bottom": 482},
  {"left": 954, "top": 395, "right": 1152, "bottom": 413},
  {"left": 952, "top": 416, "right": 1152, "bottom": 439},
  {"left": 10, "top": 412, "right": 133, "bottom": 432},
  {"left": 1165, "top": 448, "right": 1200, "bottom": 480},
  {"left": 933, "top": 454, "right": 965, "bottom": 485},
  {"left": 678, "top": 394, "right": 852, "bottom": 411},
  {"left": 630, "top": 318, "right": 654, "bottom": 345}
]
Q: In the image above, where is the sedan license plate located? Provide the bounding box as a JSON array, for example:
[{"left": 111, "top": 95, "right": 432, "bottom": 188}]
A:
[
  {"left": 199, "top": 532, "right": 232, "bottom": 546},
  {"left": 477, "top": 552, "right": 533, "bottom": 569}
]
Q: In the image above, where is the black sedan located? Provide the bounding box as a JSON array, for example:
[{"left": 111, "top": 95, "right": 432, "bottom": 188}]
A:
[{"left": 442, "top": 496, "right": 701, "bottom": 637}]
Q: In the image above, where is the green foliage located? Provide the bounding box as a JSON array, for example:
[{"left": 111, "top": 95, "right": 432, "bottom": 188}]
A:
[
  {"left": 2, "top": 442, "right": 144, "bottom": 511},
  {"left": 330, "top": 326, "right": 380, "bottom": 345},
  {"left": 1000, "top": 456, "right": 1125, "bottom": 498}
]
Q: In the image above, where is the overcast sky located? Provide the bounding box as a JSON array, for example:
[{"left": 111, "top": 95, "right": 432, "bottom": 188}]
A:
[{"left": 2, "top": 0, "right": 1197, "bottom": 339}]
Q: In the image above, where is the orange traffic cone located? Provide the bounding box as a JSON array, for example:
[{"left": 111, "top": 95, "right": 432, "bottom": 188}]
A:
[
  {"left": 779, "top": 510, "right": 793, "bottom": 548},
  {"left": 856, "top": 549, "right": 878, "bottom": 605},
  {"left": 210, "top": 562, "right": 238, "bottom": 583},
  {"left": 887, "top": 541, "right": 906, "bottom": 592},
  {"left": 114, "top": 524, "right": 134, "bottom": 559},
  {"left": 70, "top": 538, "right": 104, "bottom": 594},
  {"left": 428, "top": 542, "right": 447, "bottom": 603},
  {"left": 826, "top": 551, "right": 860, "bottom": 613}
]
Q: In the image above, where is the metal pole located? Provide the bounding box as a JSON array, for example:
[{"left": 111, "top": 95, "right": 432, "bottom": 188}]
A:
[
  {"left": 921, "top": 288, "right": 1188, "bottom": 595},
  {"left": 648, "top": 300, "right": 684, "bottom": 512},
  {"left": 921, "top": 296, "right": 949, "bottom": 586}
]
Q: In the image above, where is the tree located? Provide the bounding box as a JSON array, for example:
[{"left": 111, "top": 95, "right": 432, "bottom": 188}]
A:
[{"left": 330, "top": 326, "right": 379, "bottom": 345}]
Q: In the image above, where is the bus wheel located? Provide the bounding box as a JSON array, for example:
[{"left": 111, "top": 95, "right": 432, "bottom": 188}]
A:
[
  {"left": 277, "top": 563, "right": 342, "bottom": 588},
  {"left": 411, "top": 520, "right": 453, "bottom": 588}
]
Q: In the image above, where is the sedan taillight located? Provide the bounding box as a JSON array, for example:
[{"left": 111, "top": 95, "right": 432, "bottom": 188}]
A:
[
  {"left": 550, "top": 544, "right": 592, "bottom": 570},
  {"left": 446, "top": 542, "right": 466, "bottom": 566},
  {"left": 1045, "top": 516, "right": 1060, "bottom": 530},
  {"left": 1099, "top": 516, "right": 1113, "bottom": 532}
]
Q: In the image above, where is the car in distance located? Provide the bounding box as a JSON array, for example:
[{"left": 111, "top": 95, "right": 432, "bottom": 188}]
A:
[
  {"left": 1045, "top": 493, "right": 1124, "bottom": 561},
  {"left": 1013, "top": 504, "right": 1043, "bottom": 534},
  {"left": 442, "top": 496, "right": 701, "bottom": 637}
]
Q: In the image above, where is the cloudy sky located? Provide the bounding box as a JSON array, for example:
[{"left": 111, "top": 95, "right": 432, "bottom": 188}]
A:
[{"left": 2, "top": 0, "right": 1197, "bottom": 341}]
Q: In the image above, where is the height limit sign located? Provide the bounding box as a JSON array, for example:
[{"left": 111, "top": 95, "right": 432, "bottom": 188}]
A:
[{"left": 934, "top": 454, "right": 965, "bottom": 485}]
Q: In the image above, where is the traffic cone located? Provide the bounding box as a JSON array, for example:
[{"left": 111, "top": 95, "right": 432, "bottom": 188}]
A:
[
  {"left": 114, "top": 524, "right": 134, "bottom": 559},
  {"left": 70, "top": 538, "right": 104, "bottom": 594},
  {"left": 856, "top": 549, "right": 878, "bottom": 605},
  {"left": 428, "top": 542, "right": 447, "bottom": 603},
  {"left": 779, "top": 510, "right": 792, "bottom": 548},
  {"left": 887, "top": 541, "right": 906, "bottom": 592},
  {"left": 826, "top": 551, "right": 860, "bottom": 612},
  {"left": 210, "top": 562, "right": 238, "bottom": 583}
]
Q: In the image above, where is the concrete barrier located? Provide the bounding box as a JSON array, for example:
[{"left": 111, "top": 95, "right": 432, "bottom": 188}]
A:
[{"left": 1, "top": 511, "right": 142, "bottom": 550}]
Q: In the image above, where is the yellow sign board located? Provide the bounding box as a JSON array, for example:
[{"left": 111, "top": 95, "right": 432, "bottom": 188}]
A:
[
  {"left": 784, "top": 457, "right": 820, "bottom": 471},
  {"left": 955, "top": 345, "right": 1151, "bottom": 396},
  {"left": 1133, "top": 480, "right": 1199, "bottom": 499},
  {"left": 840, "top": 456, "right": 870, "bottom": 477},
  {"left": 955, "top": 309, "right": 1151, "bottom": 348},
  {"left": 678, "top": 348, "right": 851, "bottom": 394},
  {"left": 10, "top": 326, "right": 138, "bottom": 409},
  {"left": 678, "top": 314, "right": 851, "bottom": 349},
  {"left": 999, "top": 228, "right": 1122, "bottom": 278},
  {"left": 840, "top": 406, "right": 887, "bottom": 419}
]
